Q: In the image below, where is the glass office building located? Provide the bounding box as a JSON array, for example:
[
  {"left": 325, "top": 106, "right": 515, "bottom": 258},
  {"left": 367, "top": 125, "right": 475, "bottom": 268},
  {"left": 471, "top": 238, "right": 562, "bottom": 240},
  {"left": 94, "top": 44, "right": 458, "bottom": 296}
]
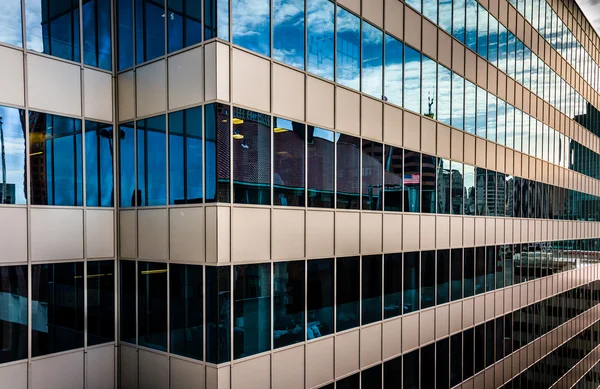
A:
[{"left": 2, "top": 0, "right": 600, "bottom": 388}]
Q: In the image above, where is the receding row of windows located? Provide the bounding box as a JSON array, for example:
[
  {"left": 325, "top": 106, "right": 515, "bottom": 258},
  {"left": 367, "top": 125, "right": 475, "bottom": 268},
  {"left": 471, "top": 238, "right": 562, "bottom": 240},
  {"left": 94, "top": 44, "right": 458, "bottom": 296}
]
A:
[
  {"left": 0, "top": 105, "right": 114, "bottom": 206},
  {"left": 119, "top": 244, "right": 598, "bottom": 364},
  {"left": 0, "top": 261, "right": 114, "bottom": 364},
  {"left": 500, "top": 319, "right": 600, "bottom": 389},
  {"left": 571, "top": 359, "right": 600, "bottom": 389},
  {"left": 0, "top": 0, "right": 111, "bottom": 70},
  {"left": 119, "top": 104, "right": 600, "bottom": 221}
]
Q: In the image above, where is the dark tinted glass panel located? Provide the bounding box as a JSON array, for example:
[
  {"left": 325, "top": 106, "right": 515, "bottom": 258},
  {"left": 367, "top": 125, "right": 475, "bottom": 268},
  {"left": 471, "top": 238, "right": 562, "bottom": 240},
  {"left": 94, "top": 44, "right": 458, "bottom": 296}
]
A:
[
  {"left": 485, "top": 321, "right": 494, "bottom": 367},
  {"left": 487, "top": 170, "right": 496, "bottom": 216},
  {"left": 234, "top": 264, "right": 271, "bottom": 359},
  {"left": 437, "top": 338, "right": 450, "bottom": 389},
  {"left": 404, "top": 46, "right": 421, "bottom": 113},
  {"left": 451, "top": 161, "right": 464, "bottom": 214},
  {"left": 403, "top": 252, "right": 419, "bottom": 314},
  {"left": 362, "top": 255, "right": 382, "bottom": 325},
  {"left": 403, "top": 350, "right": 419, "bottom": 389},
  {"left": 169, "top": 107, "right": 203, "bottom": 204},
  {"left": 307, "top": 127, "right": 334, "bottom": 207},
  {"left": 451, "top": 248, "right": 463, "bottom": 301},
  {"left": 338, "top": 373, "right": 359, "bottom": 389},
  {"left": 496, "top": 245, "right": 505, "bottom": 289},
  {"left": 450, "top": 333, "right": 462, "bottom": 387},
  {"left": 29, "top": 112, "right": 82, "bottom": 206},
  {"left": 384, "top": 146, "right": 403, "bottom": 211},
  {"left": 233, "top": 107, "right": 271, "bottom": 205},
  {"left": 274, "top": 261, "right": 305, "bottom": 348},
  {"left": 85, "top": 121, "right": 114, "bottom": 207},
  {"left": 486, "top": 246, "right": 495, "bottom": 292},
  {"left": 362, "top": 140, "right": 383, "bottom": 210},
  {"left": 307, "top": 259, "right": 334, "bottom": 339},
  {"left": 421, "top": 343, "right": 435, "bottom": 389},
  {"left": 87, "top": 260, "right": 114, "bottom": 346},
  {"left": 0, "top": 106, "right": 26, "bottom": 205},
  {"left": 119, "top": 122, "right": 135, "bottom": 207},
  {"left": 0, "top": 265, "right": 27, "bottom": 363},
  {"left": 170, "top": 264, "right": 203, "bottom": 360},
  {"left": 117, "top": 0, "right": 134, "bottom": 69},
  {"left": 204, "top": 0, "right": 229, "bottom": 40},
  {"left": 273, "top": 0, "right": 304, "bottom": 69},
  {"left": 120, "top": 261, "right": 136, "bottom": 344},
  {"left": 505, "top": 244, "right": 514, "bottom": 286},
  {"left": 384, "top": 35, "right": 403, "bottom": 106},
  {"left": 464, "top": 248, "right": 475, "bottom": 297},
  {"left": 336, "top": 7, "right": 360, "bottom": 90},
  {"left": 83, "top": 0, "right": 112, "bottom": 70},
  {"left": 422, "top": 154, "right": 436, "bottom": 213},
  {"left": 337, "top": 134, "right": 360, "bottom": 209},
  {"left": 135, "top": 0, "right": 165, "bottom": 63},
  {"left": 463, "top": 328, "right": 474, "bottom": 378},
  {"left": 205, "top": 103, "right": 230, "bottom": 203},
  {"left": 384, "top": 253, "right": 402, "bottom": 319},
  {"left": 476, "top": 167, "right": 486, "bottom": 215},
  {"left": 495, "top": 317, "right": 504, "bottom": 361},
  {"left": 26, "top": 0, "right": 80, "bottom": 62},
  {"left": 384, "top": 356, "right": 402, "bottom": 388},
  {"left": 437, "top": 249, "right": 450, "bottom": 305},
  {"left": 475, "top": 324, "right": 485, "bottom": 373},
  {"left": 137, "top": 115, "right": 167, "bottom": 206},
  {"left": 464, "top": 164, "right": 476, "bottom": 215},
  {"left": 362, "top": 364, "right": 382, "bottom": 389},
  {"left": 497, "top": 173, "right": 506, "bottom": 216},
  {"left": 167, "top": 0, "right": 202, "bottom": 53},
  {"left": 206, "top": 266, "right": 231, "bottom": 363},
  {"left": 32, "top": 262, "right": 84, "bottom": 357},
  {"left": 475, "top": 247, "right": 485, "bottom": 294},
  {"left": 421, "top": 251, "right": 435, "bottom": 309},
  {"left": 138, "top": 262, "right": 167, "bottom": 351},
  {"left": 404, "top": 150, "right": 420, "bottom": 212},
  {"left": 274, "top": 118, "right": 305, "bottom": 206},
  {"left": 362, "top": 22, "right": 383, "bottom": 98},
  {"left": 437, "top": 158, "right": 450, "bottom": 214},
  {"left": 337, "top": 257, "right": 359, "bottom": 331}
]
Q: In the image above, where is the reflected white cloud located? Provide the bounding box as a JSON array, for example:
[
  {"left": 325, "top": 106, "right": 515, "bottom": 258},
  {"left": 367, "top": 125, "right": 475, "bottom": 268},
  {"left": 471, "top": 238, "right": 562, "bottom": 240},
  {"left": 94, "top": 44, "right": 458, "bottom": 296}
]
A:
[{"left": 0, "top": 0, "right": 22, "bottom": 46}]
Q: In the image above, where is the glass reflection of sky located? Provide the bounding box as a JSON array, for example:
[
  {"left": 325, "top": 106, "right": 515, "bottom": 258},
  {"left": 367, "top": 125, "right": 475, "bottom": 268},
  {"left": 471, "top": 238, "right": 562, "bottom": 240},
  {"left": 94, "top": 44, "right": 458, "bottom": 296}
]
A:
[
  {"left": 232, "top": 0, "right": 270, "bottom": 57},
  {"left": 336, "top": 7, "right": 360, "bottom": 91},
  {"left": 307, "top": 0, "right": 334, "bottom": 81},
  {"left": 273, "top": 0, "right": 305, "bottom": 70},
  {"left": 0, "top": 106, "right": 26, "bottom": 205},
  {"left": 0, "top": 0, "right": 22, "bottom": 47},
  {"left": 362, "top": 21, "right": 383, "bottom": 99},
  {"left": 384, "top": 35, "right": 403, "bottom": 107},
  {"left": 404, "top": 46, "right": 420, "bottom": 114}
]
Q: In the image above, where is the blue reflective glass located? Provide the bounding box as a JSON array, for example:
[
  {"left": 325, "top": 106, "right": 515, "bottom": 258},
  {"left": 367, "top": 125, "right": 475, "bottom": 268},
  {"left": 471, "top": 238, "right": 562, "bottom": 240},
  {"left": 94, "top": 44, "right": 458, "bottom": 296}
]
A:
[
  {"left": 206, "top": 266, "right": 230, "bottom": 363},
  {"left": 274, "top": 261, "right": 304, "bottom": 348},
  {"left": 337, "top": 134, "right": 360, "bottom": 209},
  {"left": 135, "top": 0, "right": 165, "bottom": 64},
  {"left": 487, "top": 93, "right": 497, "bottom": 142},
  {"left": 464, "top": 80, "right": 476, "bottom": 134},
  {"left": 0, "top": 265, "right": 27, "bottom": 363},
  {"left": 506, "top": 104, "right": 514, "bottom": 149},
  {"left": 119, "top": 261, "right": 136, "bottom": 344},
  {"left": 119, "top": 122, "right": 135, "bottom": 207},
  {"left": 137, "top": 115, "right": 167, "bottom": 206},
  {"left": 362, "top": 22, "right": 383, "bottom": 98},
  {"left": 205, "top": 103, "right": 230, "bottom": 203},
  {"left": 521, "top": 113, "right": 530, "bottom": 155},
  {"left": 488, "top": 16, "right": 498, "bottom": 66},
  {"left": 83, "top": 0, "right": 112, "bottom": 70},
  {"left": 87, "top": 260, "right": 115, "bottom": 346},
  {"left": 336, "top": 7, "right": 360, "bottom": 90},
  {"left": 384, "top": 35, "right": 403, "bottom": 107},
  {"left": 205, "top": 0, "right": 229, "bottom": 40},
  {"left": 169, "top": 107, "right": 203, "bottom": 204},
  {"left": 307, "top": 259, "right": 333, "bottom": 339},
  {"left": 274, "top": 118, "right": 305, "bottom": 206},
  {"left": 465, "top": 0, "right": 477, "bottom": 51},
  {"left": 476, "top": 5, "right": 488, "bottom": 59},
  {"left": 507, "top": 32, "right": 516, "bottom": 78},
  {"left": 336, "top": 256, "right": 359, "bottom": 331},
  {"left": 32, "top": 262, "right": 84, "bottom": 357},
  {"left": 30, "top": 112, "right": 82, "bottom": 206},
  {"left": 0, "top": 0, "right": 23, "bottom": 47},
  {"left": 515, "top": 39, "right": 524, "bottom": 84},
  {"left": 476, "top": 86, "right": 487, "bottom": 138},
  {"left": 307, "top": 0, "right": 334, "bottom": 81},
  {"left": 423, "top": 0, "right": 437, "bottom": 22},
  {"left": 273, "top": 0, "right": 305, "bottom": 69},
  {"left": 0, "top": 106, "right": 26, "bottom": 205},
  {"left": 514, "top": 109, "right": 522, "bottom": 152},
  {"left": 438, "top": 65, "right": 451, "bottom": 125},
  {"left": 523, "top": 47, "right": 531, "bottom": 89},
  {"left": 170, "top": 264, "right": 203, "bottom": 360},
  {"left": 232, "top": 0, "right": 270, "bottom": 56},
  {"left": 168, "top": 0, "right": 202, "bottom": 53},
  {"left": 422, "top": 56, "right": 437, "bottom": 119},
  {"left": 26, "top": 0, "right": 80, "bottom": 62},
  {"left": 118, "top": 0, "right": 134, "bottom": 70},
  {"left": 451, "top": 73, "right": 464, "bottom": 130},
  {"left": 85, "top": 121, "right": 114, "bottom": 207},
  {"left": 138, "top": 262, "right": 167, "bottom": 351},
  {"left": 362, "top": 255, "right": 382, "bottom": 324},
  {"left": 403, "top": 252, "right": 419, "bottom": 314},
  {"left": 439, "top": 0, "right": 452, "bottom": 33},
  {"left": 404, "top": 46, "right": 421, "bottom": 114},
  {"left": 453, "top": 0, "right": 465, "bottom": 43},
  {"left": 498, "top": 24, "right": 507, "bottom": 73}
]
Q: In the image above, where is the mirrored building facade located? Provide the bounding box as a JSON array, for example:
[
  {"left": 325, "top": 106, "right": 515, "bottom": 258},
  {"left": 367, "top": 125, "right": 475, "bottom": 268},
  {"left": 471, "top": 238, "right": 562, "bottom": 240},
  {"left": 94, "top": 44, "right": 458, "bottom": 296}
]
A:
[{"left": 2, "top": 0, "right": 600, "bottom": 388}]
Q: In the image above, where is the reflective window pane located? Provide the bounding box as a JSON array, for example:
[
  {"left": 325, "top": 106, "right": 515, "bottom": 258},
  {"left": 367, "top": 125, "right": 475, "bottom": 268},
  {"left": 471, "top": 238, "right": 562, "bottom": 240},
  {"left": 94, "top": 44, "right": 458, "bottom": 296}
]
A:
[
  {"left": 336, "top": 256, "right": 359, "bottom": 331},
  {"left": 307, "top": 0, "right": 334, "bottom": 80},
  {"left": 307, "top": 127, "right": 334, "bottom": 208},
  {"left": 205, "top": 103, "right": 230, "bottom": 203},
  {"left": 438, "top": 64, "right": 451, "bottom": 125},
  {"left": 117, "top": 0, "right": 134, "bottom": 70},
  {"left": 403, "top": 252, "right": 419, "bottom": 314},
  {"left": 476, "top": 167, "right": 486, "bottom": 215},
  {"left": 384, "top": 34, "right": 403, "bottom": 107},
  {"left": 451, "top": 161, "right": 463, "bottom": 215},
  {"left": 384, "top": 253, "right": 402, "bottom": 319},
  {"left": 336, "top": 134, "right": 360, "bottom": 209},
  {"left": 464, "top": 248, "right": 475, "bottom": 297},
  {"left": 0, "top": 265, "right": 27, "bottom": 363},
  {"left": 453, "top": 0, "right": 466, "bottom": 43},
  {"left": 274, "top": 261, "right": 305, "bottom": 348},
  {"left": 85, "top": 121, "right": 114, "bottom": 207},
  {"left": 0, "top": 0, "right": 23, "bottom": 47},
  {"left": 232, "top": 0, "right": 270, "bottom": 56},
  {"left": 464, "top": 80, "right": 476, "bottom": 134},
  {"left": 119, "top": 122, "right": 135, "bottom": 207},
  {"left": 362, "top": 140, "right": 383, "bottom": 210},
  {"left": 451, "top": 248, "right": 463, "bottom": 301},
  {"left": 170, "top": 264, "right": 203, "bottom": 360},
  {"left": 336, "top": 7, "right": 360, "bottom": 90},
  {"left": 273, "top": 0, "right": 304, "bottom": 69},
  {"left": 464, "top": 164, "right": 475, "bottom": 215},
  {"left": 87, "top": 260, "right": 115, "bottom": 346},
  {"left": 452, "top": 73, "right": 464, "bottom": 130},
  {"left": 362, "top": 365, "right": 382, "bottom": 389},
  {"left": 206, "top": 266, "right": 231, "bottom": 363},
  {"left": 307, "top": 259, "right": 334, "bottom": 339},
  {"left": 137, "top": 115, "right": 167, "bottom": 206},
  {"left": 232, "top": 107, "right": 271, "bottom": 205},
  {"left": 437, "top": 249, "right": 450, "bottom": 304},
  {"left": 138, "top": 262, "right": 167, "bottom": 351},
  {"left": 167, "top": 0, "right": 202, "bottom": 53},
  {"left": 487, "top": 93, "right": 497, "bottom": 142},
  {"left": 135, "top": 0, "right": 165, "bottom": 64},
  {"left": 421, "top": 251, "right": 435, "bottom": 309},
  {"left": 362, "top": 255, "right": 382, "bottom": 325},
  {"left": 422, "top": 154, "right": 436, "bottom": 213},
  {"left": 274, "top": 118, "right": 305, "bottom": 206},
  {"left": 403, "top": 349, "right": 419, "bottom": 389},
  {"left": 384, "top": 145, "right": 403, "bottom": 212},
  {"left": 422, "top": 56, "right": 437, "bottom": 119},
  {"left": 0, "top": 106, "right": 26, "bottom": 205},
  {"left": 404, "top": 150, "right": 420, "bottom": 212},
  {"left": 437, "top": 158, "right": 450, "bottom": 214},
  {"left": 204, "top": 0, "right": 229, "bottom": 40},
  {"left": 119, "top": 261, "right": 136, "bottom": 344},
  {"left": 362, "top": 22, "right": 383, "bottom": 98},
  {"left": 404, "top": 46, "right": 421, "bottom": 114},
  {"left": 169, "top": 107, "right": 203, "bottom": 204},
  {"left": 233, "top": 263, "right": 271, "bottom": 359},
  {"left": 83, "top": 0, "right": 112, "bottom": 70},
  {"left": 32, "top": 262, "right": 84, "bottom": 357}
]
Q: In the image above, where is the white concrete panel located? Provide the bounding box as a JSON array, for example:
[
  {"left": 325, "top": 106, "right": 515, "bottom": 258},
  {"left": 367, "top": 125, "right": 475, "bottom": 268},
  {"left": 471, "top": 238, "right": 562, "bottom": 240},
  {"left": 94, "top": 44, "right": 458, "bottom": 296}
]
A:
[
  {"left": 119, "top": 210, "right": 137, "bottom": 258},
  {"left": 232, "top": 207, "right": 270, "bottom": 262},
  {"left": 120, "top": 346, "right": 138, "bottom": 389},
  {"left": 306, "top": 210, "right": 334, "bottom": 258},
  {"left": 272, "top": 346, "right": 304, "bottom": 389},
  {"left": 168, "top": 47, "right": 204, "bottom": 110},
  {"left": 383, "top": 104, "right": 403, "bottom": 146},
  {"left": 31, "top": 351, "right": 84, "bottom": 389},
  {"left": 0, "top": 362, "right": 27, "bottom": 389},
  {"left": 496, "top": 218, "right": 505, "bottom": 244},
  {"left": 139, "top": 350, "right": 169, "bottom": 389},
  {"left": 204, "top": 42, "right": 230, "bottom": 102},
  {"left": 84, "top": 68, "right": 113, "bottom": 122},
  {"left": 335, "top": 211, "right": 360, "bottom": 256},
  {"left": 232, "top": 49, "right": 270, "bottom": 112},
  {"left": 361, "top": 212, "right": 382, "bottom": 254},
  {"left": 31, "top": 208, "right": 83, "bottom": 261},
  {"left": 0, "top": 46, "right": 24, "bottom": 107},
  {"left": 402, "top": 313, "right": 420, "bottom": 352},
  {"left": 136, "top": 60, "right": 167, "bottom": 117},
  {"left": 170, "top": 207, "right": 205, "bottom": 262},
  {"left": 450, "top": 301, "right": 462, "bottom": 334},
  {"left": 170, "top": 358, "right": 205, "bottom": 389},
  {"left": 403, "top": 112, "right": 420, "bottom": 151},
  {"left": 475, "top": 217, "right": 486, "bottom": 246},
  {"left": 420, "top": 309, "right": 435, "bottom": 345},
  {"left": 306, "top": 76, "right": 334, "bottom": 129},
  {"left": 463, "top": 298, "right": 474, "bottom": 328},
  {"left": 272, "top": 208, "right": 305, "bottom": 260},
  {"left": 403, "top": 214, "right": 420, "bottom": 251},
  {"left": 420, "top": 215, "right": 436, "bottom": 250},
  {"left": 138, "top": 209, "right": 169, "bottom": 261},
  {"left": 486, "top": 218, "right": 496, "bottom": 245},
  {"left": 206, "top": 206, "right": 231, "bottom": 263},
  {"left": 231, "top": 354, "right": 270, "bottom": 389},
  {"left": 360, "top": 324, "right": 382, "bottom": 368},
  {"left": 306, "top": 337, "right": 334, "bottom": 388},
  {"left": 363, "top": 0, "right": 383, "bottom": 26},
  {"left": 335, "top": 87, "right": 360, "bottom": 136},
  {"left": 463, "top": 217, "right": 475, "bottom": 247},
  {"left": 0, "top": 207, "right": 27, "bottom": 263},
  {"left": 450, "top": 216, "right": 463, "bottom": 248},
  {"left": 361, "top": 96, "right": 383, "bottom": 141},
  {"left": 436, "top": 305, "right": 450, "bottom": 339},
  {"left": 86, "top": 209, "right": 115, "bottom": 259},
  {"left": 87, "top": 345, "right": 115, "bottom": 389},
  {"left": 383, "top": 213, "right": 402, "bottom": 253},
  {"left": 382, "top": 317, "right": 402, "bottom": 359},
  {"left": 335, "top": 330, "right": 359, "bottom": 378},
  {"left": 272, "top": 64, "right": 305, "bottom": 121},
  {"left": 118, "top": 71, "right": 135, "bottom": 121},
  {"left": 28, "top": 54, "right": 81, "bottom": 116}
]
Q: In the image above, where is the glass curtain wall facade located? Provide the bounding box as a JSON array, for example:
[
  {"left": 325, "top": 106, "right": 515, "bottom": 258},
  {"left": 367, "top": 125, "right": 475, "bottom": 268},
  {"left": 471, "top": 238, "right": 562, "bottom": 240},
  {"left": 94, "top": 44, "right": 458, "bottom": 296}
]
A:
[{"left": 3, "top": 0, "right": 600, "bottom": 388}]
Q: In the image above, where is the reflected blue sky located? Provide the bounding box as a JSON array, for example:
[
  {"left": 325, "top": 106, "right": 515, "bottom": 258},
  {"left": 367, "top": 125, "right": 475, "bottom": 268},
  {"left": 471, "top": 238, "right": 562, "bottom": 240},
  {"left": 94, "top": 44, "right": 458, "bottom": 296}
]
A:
[
  {"left": 0, "top": 106, "right": 26, "bottom": 204},
  {"left": 232, "top": 0, "right": 270, "bottom": 57},
  {"left": 273, "top": 0, "right": 304, "bottom": 69},
  {"left": 0, "top": 0, "right": 22, "bottom": 47}
]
